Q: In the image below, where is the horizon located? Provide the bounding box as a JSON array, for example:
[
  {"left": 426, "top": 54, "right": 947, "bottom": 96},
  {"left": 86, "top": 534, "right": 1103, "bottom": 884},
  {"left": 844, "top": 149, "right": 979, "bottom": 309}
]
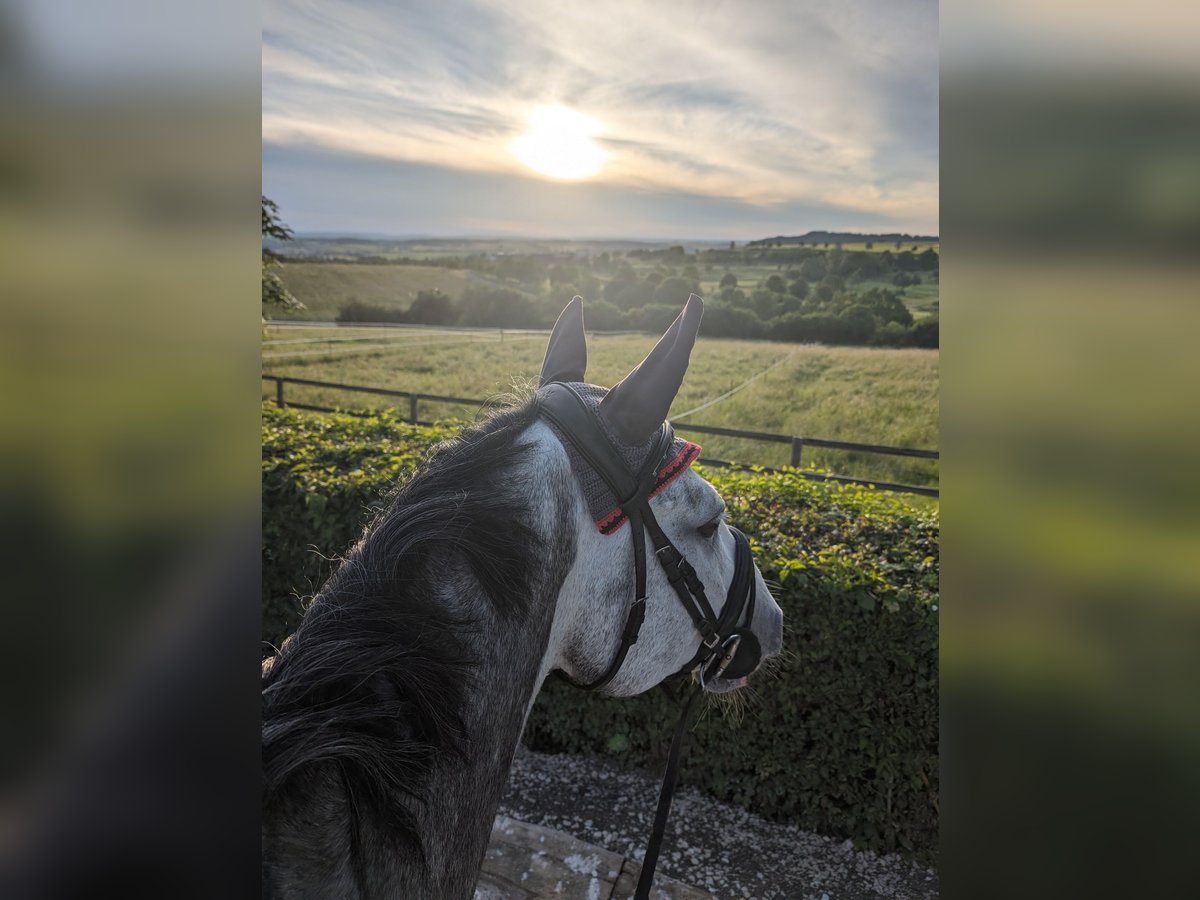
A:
[{"left": 275, "top": 228, "right": 940, "bottom": 245}]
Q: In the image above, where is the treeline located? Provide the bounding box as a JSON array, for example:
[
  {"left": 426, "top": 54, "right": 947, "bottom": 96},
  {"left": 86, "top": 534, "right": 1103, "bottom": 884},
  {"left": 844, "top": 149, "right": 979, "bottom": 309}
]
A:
[
  {"left": 746, "top": 230, "right": 938, "bottom": 247},
  {"left": 334, "top": 245, "right": 939, "bottom": 348},
  {"left": 284, "top": 243, "right": 938, "bottom": 282}
]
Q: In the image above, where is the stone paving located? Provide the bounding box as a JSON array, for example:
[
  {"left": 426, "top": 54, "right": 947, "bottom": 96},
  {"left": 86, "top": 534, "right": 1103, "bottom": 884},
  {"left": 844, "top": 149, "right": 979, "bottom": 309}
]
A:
[
  {"left": 489, "top": 748, "right": 938, "bottom": 899},
  {"left": 476, "top": 815, "right": 716, "bottom": 900}
]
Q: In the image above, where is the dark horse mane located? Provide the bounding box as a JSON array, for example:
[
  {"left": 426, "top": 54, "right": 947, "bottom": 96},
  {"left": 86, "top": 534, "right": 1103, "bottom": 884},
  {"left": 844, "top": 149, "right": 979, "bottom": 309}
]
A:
[{"left": 262, "top": 397, "right": 543, "bottom": 873}]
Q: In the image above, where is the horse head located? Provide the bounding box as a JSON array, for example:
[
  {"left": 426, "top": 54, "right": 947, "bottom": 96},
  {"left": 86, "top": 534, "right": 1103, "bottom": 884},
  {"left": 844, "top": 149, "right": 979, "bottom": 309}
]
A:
[{"left": 535, "top": 294, "right": 784, "bottom": 697}]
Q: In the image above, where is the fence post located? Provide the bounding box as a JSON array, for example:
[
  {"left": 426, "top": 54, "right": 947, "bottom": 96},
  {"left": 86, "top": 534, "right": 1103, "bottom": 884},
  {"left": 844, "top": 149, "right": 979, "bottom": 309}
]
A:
[
  {"left": 790, "top": 437, "right": 803, "bottom": 467},
  {"left": 275, "top": 378, "right": 285, "bottom": 408},
  {"left": 409, "top": 394, "right": 419, "bottom": 424}
]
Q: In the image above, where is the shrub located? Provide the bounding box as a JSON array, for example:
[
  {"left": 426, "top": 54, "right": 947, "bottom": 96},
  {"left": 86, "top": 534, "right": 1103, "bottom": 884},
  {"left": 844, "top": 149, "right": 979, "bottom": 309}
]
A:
[
  {"left": 261, "top": 405, "right": 454, "bottom": 646},
  {"left": 584, "top": 299, "right": 625, "bottom": 331},
  {"left": 407, "top": 289, "right": 457, "bottom": 325},
  {"left": 838, "top": 304, "right": 878, "bottom": 343},
  {"left": 624, "top": 304, "right": 682, "bottom": 333},
  {"left": 770, "top": 312, "right": 857, "bottom": 345},
  {"left": 872, "top": 320, "right": 914, "bottom": 347},
  {"left": 701, "top": 303, "right": 765, "bottom": 339},
  {"left": 788, "top": 278, "right": 809, "bottom": 300},
  {"left": 653, "top": 275, "right": 695, "bottom": 306},
  {"left": 459, "top": 286, "right": 538, "bottom": 327},
  {"left": 262, "top": 404, "right": 939, "bottom": 859},
  {"left": 336, "top": 299, "right": 406, "bottom": 323},
  {"left": 911, "top": 317, "right": 939, "bottom": 348}
]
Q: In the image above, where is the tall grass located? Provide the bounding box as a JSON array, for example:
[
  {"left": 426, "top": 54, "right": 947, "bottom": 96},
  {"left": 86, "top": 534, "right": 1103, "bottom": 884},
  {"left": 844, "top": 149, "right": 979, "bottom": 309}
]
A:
[{"left": 261, "top": 327, "right": 938, "bottom": 487}]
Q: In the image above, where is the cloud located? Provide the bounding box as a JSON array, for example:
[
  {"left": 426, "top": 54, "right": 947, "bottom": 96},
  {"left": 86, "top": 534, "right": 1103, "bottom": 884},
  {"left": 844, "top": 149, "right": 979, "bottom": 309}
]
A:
[
  {"left": 263, "top": 140, "right": 927, "bottom": 240},
  {"left": 262, "top": 0, "right": 938, "bottom": 235}
]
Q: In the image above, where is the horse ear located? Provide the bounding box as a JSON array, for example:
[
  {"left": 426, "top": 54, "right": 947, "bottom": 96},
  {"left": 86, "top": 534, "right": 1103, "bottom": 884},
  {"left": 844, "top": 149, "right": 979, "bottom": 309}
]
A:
[
  {"left": 599, "top": 293, "right": 703, "bottom": 444},
  {"left": 539, "top": 296, "right": 587, "bottom": 386}
]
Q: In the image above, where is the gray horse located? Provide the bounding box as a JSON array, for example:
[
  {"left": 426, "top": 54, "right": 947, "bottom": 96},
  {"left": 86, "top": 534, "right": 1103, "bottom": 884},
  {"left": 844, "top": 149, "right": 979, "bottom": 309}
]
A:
[{"left": 262, "top": 295, "right": 783, "bottom": 898}]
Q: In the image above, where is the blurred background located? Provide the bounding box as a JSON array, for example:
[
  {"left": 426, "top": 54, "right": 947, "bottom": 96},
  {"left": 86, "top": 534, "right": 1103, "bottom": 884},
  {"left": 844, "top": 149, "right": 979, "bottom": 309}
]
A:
[
  {"left": 0, "top": 0, "right": 1196, "bottom": 897},
  {"left": 941, "top": 1, "right": 1200, "bottom": 897},
  {"left": 0, "top": 1, "right": 261, "bottom": 896}
]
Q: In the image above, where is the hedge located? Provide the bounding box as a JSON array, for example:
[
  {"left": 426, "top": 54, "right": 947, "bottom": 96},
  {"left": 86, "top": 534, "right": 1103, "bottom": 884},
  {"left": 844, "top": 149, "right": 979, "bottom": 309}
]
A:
[{"left": 262, "top": 403, "right": 939, "bottom": 859}]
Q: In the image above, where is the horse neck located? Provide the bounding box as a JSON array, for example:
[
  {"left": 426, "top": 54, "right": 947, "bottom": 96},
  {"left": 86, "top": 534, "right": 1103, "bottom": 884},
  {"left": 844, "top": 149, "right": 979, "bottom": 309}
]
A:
[
  {"left": 410, "top": 556, "right": 570, "bottom": 896},
  {"left": 263, "top": 423, "right": 579, "bottom": 900}
]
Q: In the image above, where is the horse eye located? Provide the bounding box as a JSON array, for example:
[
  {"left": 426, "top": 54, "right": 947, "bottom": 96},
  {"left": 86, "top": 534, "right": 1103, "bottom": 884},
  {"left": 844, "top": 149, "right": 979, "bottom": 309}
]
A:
[{"left": 697, "top": 520, "right": 719, "bottom": 539}]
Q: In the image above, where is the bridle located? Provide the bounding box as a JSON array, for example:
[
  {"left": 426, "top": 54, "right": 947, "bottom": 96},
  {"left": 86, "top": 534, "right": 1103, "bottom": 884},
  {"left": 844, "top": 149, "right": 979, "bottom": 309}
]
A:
[
  {"left": 538, "top": 382, "right": 763, "bottom": 896},
  {"left": 539, "top": 382, "right": 762, "bottom": 690}
]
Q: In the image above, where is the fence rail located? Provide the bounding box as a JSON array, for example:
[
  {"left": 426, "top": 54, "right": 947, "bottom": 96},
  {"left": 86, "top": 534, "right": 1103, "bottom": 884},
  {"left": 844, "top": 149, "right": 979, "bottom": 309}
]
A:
[{"left": 262, "top": 374, "right": 939, "bottom": 498}]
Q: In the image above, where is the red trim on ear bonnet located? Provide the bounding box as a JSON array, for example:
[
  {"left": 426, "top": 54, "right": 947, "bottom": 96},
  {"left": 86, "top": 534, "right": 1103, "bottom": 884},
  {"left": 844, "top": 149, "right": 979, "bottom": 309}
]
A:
[{"left": 595, "top": 440, "right": 702, "bottom": 535}]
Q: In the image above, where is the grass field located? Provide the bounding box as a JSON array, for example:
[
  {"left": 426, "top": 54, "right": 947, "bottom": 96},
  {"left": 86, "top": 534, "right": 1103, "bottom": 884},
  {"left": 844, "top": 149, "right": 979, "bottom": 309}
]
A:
[
  {"left": 267, "top": 263, "right": 513, "bottom": 321},
  {"left": 261, "top": 325, "right": 939, "bottom": 489}
]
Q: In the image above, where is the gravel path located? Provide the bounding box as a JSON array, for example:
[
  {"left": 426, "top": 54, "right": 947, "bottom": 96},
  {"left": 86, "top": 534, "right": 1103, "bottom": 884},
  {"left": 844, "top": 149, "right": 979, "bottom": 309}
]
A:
[{"left": 498, "top": 747, "right": 937, "bottom": 900}]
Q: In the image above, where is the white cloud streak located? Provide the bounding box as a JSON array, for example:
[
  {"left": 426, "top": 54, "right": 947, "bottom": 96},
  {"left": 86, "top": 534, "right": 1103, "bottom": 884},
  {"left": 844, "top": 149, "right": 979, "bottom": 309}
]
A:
[{"left": 263, "top": 0, "right": 937, "bottom": 231}]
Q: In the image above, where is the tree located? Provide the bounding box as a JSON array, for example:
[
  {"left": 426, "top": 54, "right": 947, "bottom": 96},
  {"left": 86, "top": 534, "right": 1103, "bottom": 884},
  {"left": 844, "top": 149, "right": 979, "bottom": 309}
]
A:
[
  {"left": 585, "top": 299, "right": 625, "bottom": 331},
  {"left": 262, "top": 196, "right": 292, "bottom": 240},
  {"left": 407, "top": 290, "right": 456, "bottom": 325},
  {"left": 751, "top": 289, "right": 781, "bottom": 320},
  {"left": 838, "top": 305, "right": 878, "bottom": 343},
  {"left": 653, "top": 276, "right": 693, "bottom": 306},
  {"left": 604, "top": 262, "right": 639, "bottom": 308},
  {"left": 911, "top": 317, "right": 939, "bottom": 348},
  {"left": 702, "top": 304, "right": 763, "bottom": 339},
  {"left": 262, "top": 196, "right": 303, "bottom": 311},
  {"left": 788, "top": 278, "right": 809, "bottom": 300},
  {"left": 717, "top": 286, "right": 749, "bottom": 309},
  {"left": 764, "top": 274, "right": 786, "bottom": 293},
  {"left": 626, "top": 304, "right": 682, "bottom": 333},
  {"left": 719, "top": 272, "right": 738, "bottom": 289},
  {"left": 858, "top": 287, "right": 913, "bottom": 327}
]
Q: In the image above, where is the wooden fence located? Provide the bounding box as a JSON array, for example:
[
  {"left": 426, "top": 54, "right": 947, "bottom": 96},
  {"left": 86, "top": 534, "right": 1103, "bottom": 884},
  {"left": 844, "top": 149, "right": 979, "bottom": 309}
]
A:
[{"left": 262, "top": 374, "right": 939, "bottom": 498}]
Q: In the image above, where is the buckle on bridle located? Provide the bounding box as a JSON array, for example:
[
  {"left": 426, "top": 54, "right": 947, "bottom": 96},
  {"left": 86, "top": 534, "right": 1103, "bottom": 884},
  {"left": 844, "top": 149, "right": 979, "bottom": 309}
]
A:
[
  {"left": 697, "top": 634, "right": 741, "bottom": 690},
  {"left": 655, "top": 544, "right": 681, "bottom": 566},
  {"left": 713, "top": 634, "right": 741, "bottom": 679}
]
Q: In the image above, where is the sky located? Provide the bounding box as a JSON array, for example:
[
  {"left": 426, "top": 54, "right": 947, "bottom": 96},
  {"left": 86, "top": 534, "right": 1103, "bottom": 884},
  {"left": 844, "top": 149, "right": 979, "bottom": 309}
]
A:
[{"left": 262, "top": 0, "right": 938, "bottom": 241}]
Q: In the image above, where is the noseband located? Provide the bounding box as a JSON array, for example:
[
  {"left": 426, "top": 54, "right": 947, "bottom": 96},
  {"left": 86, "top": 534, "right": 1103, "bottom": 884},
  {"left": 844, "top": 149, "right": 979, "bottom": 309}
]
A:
[
  {"left": 538, "top": 382, "right": 763, "bottom": 897},
  {"left": 539, "top": 382, "right": 761, "bottom": 691}
]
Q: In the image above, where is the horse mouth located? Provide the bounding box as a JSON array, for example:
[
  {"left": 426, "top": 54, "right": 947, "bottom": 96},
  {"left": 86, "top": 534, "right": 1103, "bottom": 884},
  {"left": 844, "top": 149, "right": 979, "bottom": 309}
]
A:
[{"left": 702, "top": 671, "right": 753, "bottom": 694}]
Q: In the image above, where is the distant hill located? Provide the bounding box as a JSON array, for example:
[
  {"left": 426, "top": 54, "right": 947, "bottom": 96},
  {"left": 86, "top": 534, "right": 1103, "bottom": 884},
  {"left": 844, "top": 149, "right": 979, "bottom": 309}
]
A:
[
  {"left": 265, "top": 236, "right": 729, "bottom": 260},
  {"left": 748, "top": 231, "right": 938, "bottom": 247}
]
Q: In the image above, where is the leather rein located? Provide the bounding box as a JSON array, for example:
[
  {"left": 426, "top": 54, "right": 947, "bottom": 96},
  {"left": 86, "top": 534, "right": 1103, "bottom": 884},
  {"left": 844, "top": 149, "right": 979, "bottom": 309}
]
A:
[{"left": 538, "top": 383, "right": 761, "bottom": 897}]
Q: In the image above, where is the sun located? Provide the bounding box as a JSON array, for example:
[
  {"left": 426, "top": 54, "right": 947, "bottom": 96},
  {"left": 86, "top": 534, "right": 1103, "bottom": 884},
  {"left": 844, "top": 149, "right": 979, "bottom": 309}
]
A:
[{"left": 512, "top": 105, "right": 606, "bottom": 180}]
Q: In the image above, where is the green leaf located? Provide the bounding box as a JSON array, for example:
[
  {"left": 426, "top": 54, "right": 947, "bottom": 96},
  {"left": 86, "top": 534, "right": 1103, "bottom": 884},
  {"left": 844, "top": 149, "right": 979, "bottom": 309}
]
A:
[{"left": 606, "top": 733, "right": 630, "bottom": 753}]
